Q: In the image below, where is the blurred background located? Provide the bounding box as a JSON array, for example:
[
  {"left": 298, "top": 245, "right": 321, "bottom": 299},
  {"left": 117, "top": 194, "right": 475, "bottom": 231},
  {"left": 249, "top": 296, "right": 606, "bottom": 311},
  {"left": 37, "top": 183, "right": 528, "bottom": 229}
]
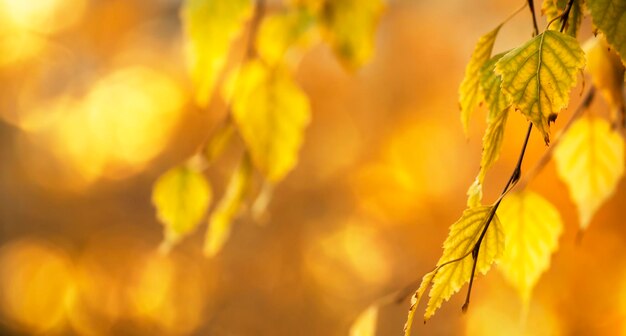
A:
[{"left": 0, "top": 0, "right": 625, "bottom": 335}]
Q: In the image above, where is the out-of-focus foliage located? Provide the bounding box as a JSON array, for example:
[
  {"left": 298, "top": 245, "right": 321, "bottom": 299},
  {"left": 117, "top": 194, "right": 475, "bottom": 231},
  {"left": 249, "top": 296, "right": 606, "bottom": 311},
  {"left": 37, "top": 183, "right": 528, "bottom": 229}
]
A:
[
  {"left": 584, "top": 36, "right": 626, "bottom": 125},
  {"left": 182, "top": 0, "right": 253, "bottom": 106},
  {"left": 497, "top": 191, "right": 563, "bottom": 303},
  {"left": 227, "top": 60, "right": 311, "bottom": 182},
  {"left": 204, "top": 157, "right": 252, "bottom": 257},
  {"left": 587, "top": 0, "right": 626, "bottom": 64},
  {"left": 317, "top": 0, "right": 384, "bottom": 69},
  {"left": 554, "top": 117, "right": 625, "bottom": 229},
  {"left": 152, "top": 166, "right": 212, "bottom": 250},
  {"left": 349, "top": 304, "right": 378, "bottom": 336},
  {"left": 495, "top": 30, "right": 585, "bottom": 144}
]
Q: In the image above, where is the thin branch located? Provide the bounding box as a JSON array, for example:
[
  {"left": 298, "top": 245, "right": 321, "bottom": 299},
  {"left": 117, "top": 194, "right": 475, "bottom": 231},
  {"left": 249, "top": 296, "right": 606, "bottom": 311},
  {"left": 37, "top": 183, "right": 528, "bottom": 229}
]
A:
[
  {"left": 527, "top": 0, "right": 540, "bottom": 36},
  {"left": 462, "top": 122, "right": 533, "bottom": 312},
  {"left": 518, "top": 87, "right": 596, "bottom": 190},
  {"left": 559, "top": 0, "right": 576, "bottom": 33}
]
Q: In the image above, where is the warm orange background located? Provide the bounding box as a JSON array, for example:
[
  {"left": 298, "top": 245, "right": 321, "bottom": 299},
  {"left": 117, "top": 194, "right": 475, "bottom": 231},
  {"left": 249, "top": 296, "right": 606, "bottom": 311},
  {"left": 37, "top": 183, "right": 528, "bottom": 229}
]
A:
[{"left": 0, "top": 0, "right": 624, "bottom": 335}]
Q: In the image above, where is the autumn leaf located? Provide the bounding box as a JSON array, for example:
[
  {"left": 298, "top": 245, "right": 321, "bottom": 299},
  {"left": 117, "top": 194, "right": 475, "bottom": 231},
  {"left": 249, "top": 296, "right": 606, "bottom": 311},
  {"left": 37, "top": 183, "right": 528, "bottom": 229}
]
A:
[
  {"left": 459, "top": 26, "right": 502, "bottom": 135},
  {"left": 587, "top": 0, "right": 626, "bottom": 64},
  {"left": 554, "top": 117, "right": 625, "bottom": 229},
  {"left": 204, "top": 156, "right": 252, "bottom": 257},
  {"left": 152, "top": 166, "right": 212, "bottom": 251},
  {"left": 256, "top": 9, "right": 316, "bottom": 66},
  {"left": 405, "top": 206, "right": 504, "bottom": 332},
  {"left": 318, "top": 0, "right": 384, "bottom": 69},
  {"left": 543, "top": 0, "right": 584, "bottom": 37},
  {"left": 181, "top": 0, "right": 253, "bottom": 106},
  {"left": 495, "top": 30, "right": 585, "bottom": 144},
  {"left": 225, "top": 60, "right": 311, "bottom": 182},
  {"left": 497, "top": 191, "right": 563, "bottom": 303},
  {"left": 584, "top": 36, "right": 626, "bottom": 125},
  {"left": 349, "top": 304, "right": 378, "bottom": 336},
  {"left": 466, "top": 52, "right": 511, "bottom": 207}
]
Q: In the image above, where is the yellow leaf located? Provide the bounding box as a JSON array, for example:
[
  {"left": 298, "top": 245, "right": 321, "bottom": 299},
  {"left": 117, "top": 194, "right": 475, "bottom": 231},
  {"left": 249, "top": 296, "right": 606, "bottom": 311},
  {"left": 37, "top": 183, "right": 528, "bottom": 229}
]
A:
[
  {"left": 204, "top": 157, "right": 252, "bottom": 257},
  {"left": 587, "top": 0, "right": 626, "bottom": 64},
  {"left": 466, "top": 52, "right": 511, "bottom": 206},
  {"left": 495, "top": 30, "right": 585, "bottom": 144},
  {"left": 459, "top": 26, "right": 502, "bottom": 135},
  {"left": 256, "top": 9, "right": 316, "bottom": 66},
  {"left": 584, "top": 36, "right": 625, "bottom": 124},
  {"left": 349, "top": 304, "right": 378, "bottom": 336},
  {"left": 181, "top": 0, "right": 253, "bottom": 106},
  {"left": 497, "top": 191, "right": 563, "bottom": 303},
  {"left": 554, "top": 117, "right": 625, "bottom": 229},
  {"left": 318, "top": 0, "right": 384, "bottom": 69},
  {"left": 404, "top": 270, "right": 435, "bottom": 336},
  {"left": 543, "top": 0, "right": 584, "bottom": 37},
  {"left": 227, "top": 60, "right": 311, "bottom": 182},
  {"left": 152, "top": 166, "right": 212, "bottom": 250},
  {"left": 406, "top": 206, "right": 504, "bottom": 326}
]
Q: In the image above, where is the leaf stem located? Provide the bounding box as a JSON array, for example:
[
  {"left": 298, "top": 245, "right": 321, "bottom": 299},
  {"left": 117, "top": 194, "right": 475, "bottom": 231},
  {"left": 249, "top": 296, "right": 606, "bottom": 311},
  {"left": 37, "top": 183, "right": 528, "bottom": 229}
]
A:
[
  {"left": 527, "top": 0, "right": 539, "bottom": 36},
  {"left": 462, "top": 122, "right": 533, "bottom": 312},
  {"left": 559, "top": 0, "right": 576, "bottom": 33}
]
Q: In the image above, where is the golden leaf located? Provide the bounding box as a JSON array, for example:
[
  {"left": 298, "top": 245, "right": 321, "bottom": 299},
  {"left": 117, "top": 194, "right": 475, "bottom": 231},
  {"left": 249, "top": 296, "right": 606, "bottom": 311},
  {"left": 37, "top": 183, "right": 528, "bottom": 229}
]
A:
[
  {"left": 181, "top": 0, "right": 253, "bottom": 106},
  {"left": 226, "top": 60, "right": 311, "bottom": 182},
  {"left": 497, "top": 190, "right": 563, "bottom": 303},
  {"left": 152, "top": 166, "right": 212, "bottom": 250},
  {"left": 495, "top": 30, "right": 585, "bottom": 144},
  {"left": 554, "top": 117, "right": 625, "bottom": 229}
]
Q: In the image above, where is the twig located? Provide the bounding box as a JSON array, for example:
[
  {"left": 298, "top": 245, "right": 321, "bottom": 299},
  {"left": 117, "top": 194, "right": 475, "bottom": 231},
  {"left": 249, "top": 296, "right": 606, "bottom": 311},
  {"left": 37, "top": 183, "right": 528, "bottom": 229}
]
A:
[
  {"left": 517, "top": 87, "right": 596, "bottom": 190},
  {"left": 527, "top": 0, "right": 539, "bottom": 36},
  {"left": 462, "top": 122, "right": 533, "bottom": 312}
]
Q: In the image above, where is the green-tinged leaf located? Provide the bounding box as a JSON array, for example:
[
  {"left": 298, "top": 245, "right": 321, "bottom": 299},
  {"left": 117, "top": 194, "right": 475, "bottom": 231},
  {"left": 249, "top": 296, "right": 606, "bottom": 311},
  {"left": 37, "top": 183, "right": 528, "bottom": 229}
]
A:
[
  {"left": 467, "top": 52, "right": 511, "bottom": 206},
  {"left": 203, "top": 157, "right": 252, "bottom": 257},
  {"left": 406, "top": 206, "right": 504, "bottom": 326},
  {"left": 205, "top": 123, "right": 235, "bottom": 164},
  {"left": 587, "top": 0, "right": 626, "bottom": 64},
  {"left": 152, "top": 166, "right": 212, "bottom": 250},
  {"left": 349, "top": 304, "right": 378, "bottom": 336},
  {"left": 554, "top": 117, "right": 625, "bottom": 229},
  {"left": 256, "top": 9, "right": 316, "bottom": 66},
  {"left": 182, "top": 0, "right": 253, "bottom": 106},
  {"left": 497, "top": 191, "right": 563, "bottom": 303},
  {"left": 584, "top": 36, "right": 626, "bottom": 125},
  {"left": 226, "top": 60, "right": 311, "bottom": 182},
  {"left": 459, "top": 26, "right": 502, "bottom": 134},
  {"left": 495, "top": 30, "right": 585, "bottom": 144},
  {"left": 318, "top": 0, "right": 384, "bottom": 69},
  {"left": 543, "top": 0, "right": 584, "bottom": 37}
]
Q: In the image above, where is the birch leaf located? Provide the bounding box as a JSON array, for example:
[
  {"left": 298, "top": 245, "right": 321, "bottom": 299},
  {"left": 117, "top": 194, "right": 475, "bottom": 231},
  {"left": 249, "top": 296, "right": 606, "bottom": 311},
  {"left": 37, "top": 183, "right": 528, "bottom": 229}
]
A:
[
  {"left": 405, "top": 206, "right": 504, "bottom": 330},
  {"left": 497, "top": 191, "right": 563, "bottom": 303},
  {"left": 495, "top": 30, "right": 585, "bottom": 144},
  {"left": 226, "top": 60, "right": 311, "bottom": 182},
  {"left": 318, "top": 0, "right": 384, "bottom": 69},
  {"left": 203, "top": 157, "right": 252, "bottom": 257},
  {"left": 152, "top": 166, "right": 212, "bottom": 250},
  {"left": 182, "top": 0, "right": 253, "bottom": 106},
  {"left": 256, "top": 9, "right": 316, "bottom": 66},
  {"left": 587, "top": 0, "right": 626, "bottom": 64},
  {"left": 466, "top": 52, "right": 511, "bottom": 207},
  {"left": 584, "top": 36, "right": 626, "bottom": 125},
  {"left": 459, "top": 26, "right": 502, "bottom": 135},
  {"left": 554, "top": 117, "right": 625, "bottom": 229}
]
